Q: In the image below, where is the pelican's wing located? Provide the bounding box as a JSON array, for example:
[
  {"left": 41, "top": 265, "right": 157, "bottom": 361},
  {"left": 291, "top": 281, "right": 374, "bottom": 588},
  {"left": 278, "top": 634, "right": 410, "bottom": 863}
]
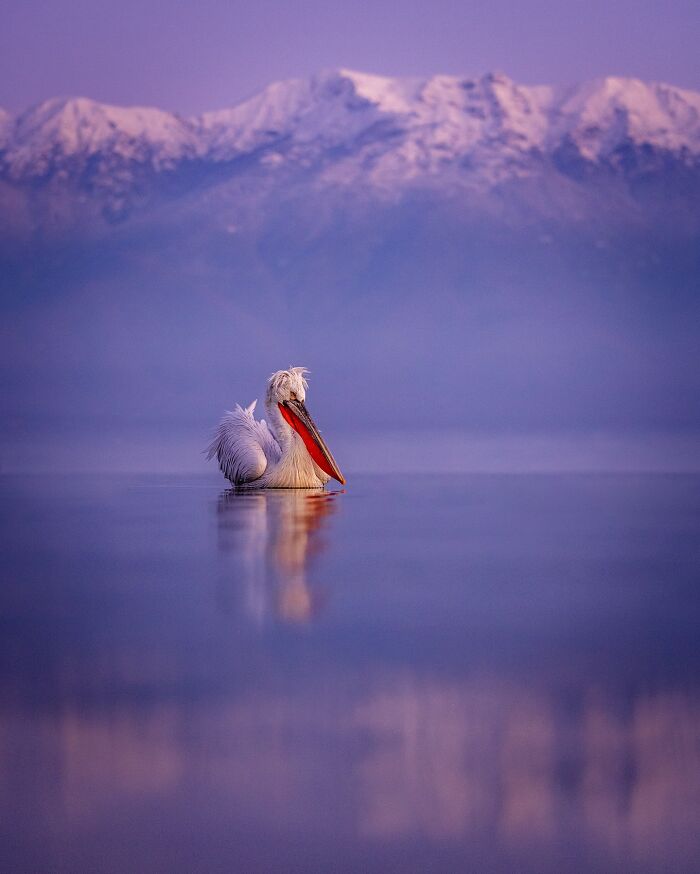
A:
[{"left": 207, "top": 400, "right": 281, "bottom": 485}]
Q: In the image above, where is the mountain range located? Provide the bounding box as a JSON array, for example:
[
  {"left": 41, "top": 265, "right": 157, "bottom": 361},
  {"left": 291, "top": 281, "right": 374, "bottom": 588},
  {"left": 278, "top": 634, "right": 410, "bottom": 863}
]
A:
[{"left": 2, "top": 69, "right": 700, "bottom": 231}]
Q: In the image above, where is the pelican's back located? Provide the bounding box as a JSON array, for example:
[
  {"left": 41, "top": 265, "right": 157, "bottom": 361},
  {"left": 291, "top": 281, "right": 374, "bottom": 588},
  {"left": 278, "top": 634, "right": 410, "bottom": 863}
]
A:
[{"left": 207, "top": 401, "right": 280, "bottom": 486}]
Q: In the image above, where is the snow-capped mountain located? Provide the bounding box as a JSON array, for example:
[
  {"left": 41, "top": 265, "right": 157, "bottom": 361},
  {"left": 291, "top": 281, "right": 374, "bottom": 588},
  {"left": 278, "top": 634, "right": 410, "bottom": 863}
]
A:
[
  {"left": 197, "top": 70, "right": 700, "bottom": 184},
  {"left": 4, "top": 97, "right": 199, "bottom": 179},
  {"left": 2, "top": 70, "right": 699, "bottom": 194}
]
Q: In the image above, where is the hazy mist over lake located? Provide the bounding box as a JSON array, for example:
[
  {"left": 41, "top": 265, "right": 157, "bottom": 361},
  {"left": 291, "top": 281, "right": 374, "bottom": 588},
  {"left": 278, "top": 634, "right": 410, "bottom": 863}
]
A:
[{"left": 2, "top": 203, "right": 699, "bottom": 474}]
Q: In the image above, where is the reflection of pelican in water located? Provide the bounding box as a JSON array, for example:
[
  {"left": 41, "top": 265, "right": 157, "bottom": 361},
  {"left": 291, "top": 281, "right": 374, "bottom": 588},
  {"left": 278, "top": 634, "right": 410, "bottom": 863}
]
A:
[{"left": 216, "top": 488, "right": 339, "bottom": 624}]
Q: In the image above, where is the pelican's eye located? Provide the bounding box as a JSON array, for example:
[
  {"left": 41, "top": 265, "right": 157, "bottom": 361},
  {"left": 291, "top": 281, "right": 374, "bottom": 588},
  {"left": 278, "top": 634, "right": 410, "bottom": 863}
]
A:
[{"left": 289, "top": 391, "right": 297, "bottom": 401}]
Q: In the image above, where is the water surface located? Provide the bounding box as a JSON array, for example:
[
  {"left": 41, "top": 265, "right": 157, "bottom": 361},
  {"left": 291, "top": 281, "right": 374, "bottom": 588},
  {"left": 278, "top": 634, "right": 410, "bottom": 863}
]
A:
[{"left": 1, "top": 474, "right": 699, "bottom": 872}]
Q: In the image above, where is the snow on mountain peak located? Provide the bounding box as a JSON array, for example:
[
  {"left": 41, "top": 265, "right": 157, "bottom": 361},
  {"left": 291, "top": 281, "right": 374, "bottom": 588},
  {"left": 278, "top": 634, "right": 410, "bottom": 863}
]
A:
[
  {"left": 552, "top": 76, "right": 700, "bottom": 158},
  {"left": 195, "top": 69, "right": 561, "bottom": 182},
  {"left": 6, "top": 96, "right": 198, "bottom": 178},
  {"left": 334, "top": 69, "right": 423, "bottom": 111},
  {"left": 197, "top": 69, "right": 394, "bottom": 159},
  {"left": 2, "top": 71, "right": 699, "bottom": 191}
]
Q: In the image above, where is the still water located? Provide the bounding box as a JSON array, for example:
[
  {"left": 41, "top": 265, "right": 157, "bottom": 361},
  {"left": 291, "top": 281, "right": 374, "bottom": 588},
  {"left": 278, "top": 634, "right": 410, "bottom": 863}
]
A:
[{"left": 1, "top": 473, "right": 699, "bottom": 873}]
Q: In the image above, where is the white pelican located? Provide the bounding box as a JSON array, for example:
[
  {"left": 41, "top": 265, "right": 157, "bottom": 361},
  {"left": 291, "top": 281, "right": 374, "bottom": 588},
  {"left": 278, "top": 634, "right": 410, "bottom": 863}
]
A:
[{"left": 207, "top": 367, "right": 345, "bottom": 488}]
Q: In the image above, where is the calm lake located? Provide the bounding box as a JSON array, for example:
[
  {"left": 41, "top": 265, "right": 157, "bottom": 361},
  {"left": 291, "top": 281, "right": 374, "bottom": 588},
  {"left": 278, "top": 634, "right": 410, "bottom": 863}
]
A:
[{"left": 1, "top": 473, "right": 699, "bottom": 872}]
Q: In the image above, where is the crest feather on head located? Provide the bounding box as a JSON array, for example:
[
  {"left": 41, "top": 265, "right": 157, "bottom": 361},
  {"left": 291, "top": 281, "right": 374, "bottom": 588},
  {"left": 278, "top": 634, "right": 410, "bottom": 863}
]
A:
[{"left": 267, "top": 366, "right": 310, "bottom": 402}]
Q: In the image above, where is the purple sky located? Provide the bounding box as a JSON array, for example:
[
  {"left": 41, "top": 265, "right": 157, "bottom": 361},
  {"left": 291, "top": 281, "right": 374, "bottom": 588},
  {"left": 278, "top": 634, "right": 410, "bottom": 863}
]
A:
[{"left": 2, "top": 0, "right": 699, "bottom": 114}]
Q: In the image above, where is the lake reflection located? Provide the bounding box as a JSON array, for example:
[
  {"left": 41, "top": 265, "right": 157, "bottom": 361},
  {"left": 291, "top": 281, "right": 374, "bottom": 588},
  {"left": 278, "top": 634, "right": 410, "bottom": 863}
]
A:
[
  {"left": 216, "top": 488, "right": 340, "bottom": 624},
  {"left": 0, "top": 474, "right": 699, "bottom": 872}
]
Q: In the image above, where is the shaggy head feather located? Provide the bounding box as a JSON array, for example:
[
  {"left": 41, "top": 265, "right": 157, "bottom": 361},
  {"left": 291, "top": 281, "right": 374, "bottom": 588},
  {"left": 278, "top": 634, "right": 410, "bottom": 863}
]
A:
[{"left": 266, "top": 366, "right": 309, "bottom": 404}]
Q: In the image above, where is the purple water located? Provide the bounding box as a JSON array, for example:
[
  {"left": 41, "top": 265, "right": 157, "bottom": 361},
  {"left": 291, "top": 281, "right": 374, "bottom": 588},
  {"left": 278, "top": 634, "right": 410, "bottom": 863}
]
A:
[{"left": 1, "top": 473, "right": 699, "bottom": 872}]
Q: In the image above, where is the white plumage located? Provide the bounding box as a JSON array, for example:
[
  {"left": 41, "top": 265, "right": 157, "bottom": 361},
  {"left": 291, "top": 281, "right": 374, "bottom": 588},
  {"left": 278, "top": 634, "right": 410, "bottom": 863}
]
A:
[
  {"left": 207, "top": 367, "right": 344, "bottom": 489},
  {"left": 209, "top": 401, "right": 281, "bottom": 484}
]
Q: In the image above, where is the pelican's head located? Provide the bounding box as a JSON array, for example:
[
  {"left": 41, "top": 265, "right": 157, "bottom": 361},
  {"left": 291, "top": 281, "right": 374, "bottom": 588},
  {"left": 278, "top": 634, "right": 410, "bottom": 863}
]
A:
[
  {"left": 267, "top": 366, "right": 309, "bottom": 405},
  {"left": 267, "top": 366, "right": 345, "bottom": 486}
]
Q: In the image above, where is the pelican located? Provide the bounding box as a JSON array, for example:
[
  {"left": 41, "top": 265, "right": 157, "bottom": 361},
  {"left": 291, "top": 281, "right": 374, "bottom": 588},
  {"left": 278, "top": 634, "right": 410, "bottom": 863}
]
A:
[{"left": 207, "top": 367, "right": 345, "bottom": 489}]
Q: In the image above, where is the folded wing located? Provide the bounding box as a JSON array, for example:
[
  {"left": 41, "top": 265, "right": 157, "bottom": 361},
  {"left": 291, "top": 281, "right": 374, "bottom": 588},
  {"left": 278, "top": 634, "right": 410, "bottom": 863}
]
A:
[{"left": 206, "top": 401, "right": 281, "bottom": 486}]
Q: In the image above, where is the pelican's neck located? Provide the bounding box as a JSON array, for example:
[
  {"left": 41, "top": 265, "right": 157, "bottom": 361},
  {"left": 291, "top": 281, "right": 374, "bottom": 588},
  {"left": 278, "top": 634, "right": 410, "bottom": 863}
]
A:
[{"left": 265, "top": 397, "right": 293, "bottom": 451}]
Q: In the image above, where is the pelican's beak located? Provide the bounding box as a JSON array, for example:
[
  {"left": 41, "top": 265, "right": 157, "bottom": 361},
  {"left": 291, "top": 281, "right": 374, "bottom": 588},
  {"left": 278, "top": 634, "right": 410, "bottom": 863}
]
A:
[{"left": 279, "top": 399, "right": 345, "bottom": 485}]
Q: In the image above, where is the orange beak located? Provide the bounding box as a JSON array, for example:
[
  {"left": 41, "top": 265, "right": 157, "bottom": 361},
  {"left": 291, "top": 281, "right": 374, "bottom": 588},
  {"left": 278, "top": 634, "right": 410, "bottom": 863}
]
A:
[{"left": 279, "top": 399, "right": 345, "bottom": 485}]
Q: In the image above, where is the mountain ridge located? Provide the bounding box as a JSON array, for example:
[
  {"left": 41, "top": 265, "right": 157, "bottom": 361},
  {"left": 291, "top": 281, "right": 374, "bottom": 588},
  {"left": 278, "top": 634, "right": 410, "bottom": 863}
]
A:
[
  {"left": 2, "top": 70, "right": 699, "bottom": 184},
  {"left": 1, "top": 69, "right": 700, "bottom": 242}
]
